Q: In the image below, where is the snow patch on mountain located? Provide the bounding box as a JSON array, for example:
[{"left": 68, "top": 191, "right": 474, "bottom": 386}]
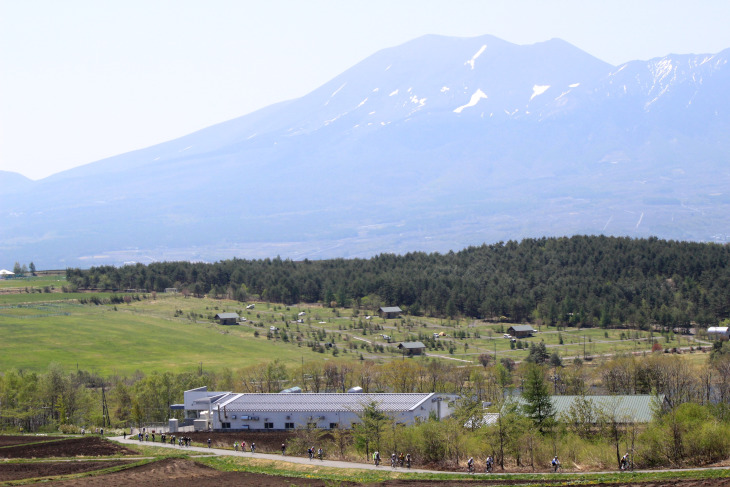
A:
[
  {"left": 530, "top": 85, "right": 550, "bottom": 100},
  {"left": 454, "top": 89, "right": 488, "bottom": 113},
  {"left": 465, "top": 45, "right": 487, "bottom": 70},
  {"left": 331, "top": 83, "right": 346, "bottom": 98}
]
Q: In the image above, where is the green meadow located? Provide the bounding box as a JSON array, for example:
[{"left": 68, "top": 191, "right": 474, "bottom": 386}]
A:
[{"left": 0, "top": 288, "right": 699, "bottom": 376}]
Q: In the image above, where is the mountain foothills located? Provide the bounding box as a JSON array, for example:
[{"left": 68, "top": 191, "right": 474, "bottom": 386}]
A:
[
  {"left": 68, "top": 236, "right": 730, "bottom": 327},
  {"left": 2, "top": 34, "right": 730, "bottom": 268}
]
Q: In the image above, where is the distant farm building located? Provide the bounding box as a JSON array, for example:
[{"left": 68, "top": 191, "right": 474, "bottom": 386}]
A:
[
  {"left": 398, "top": 341, "right": 426, "bottom": 356},
  {"left": 707, "top": 326, "right": 730, "bottom": 338},
  {"left": 379, "top": 306, "right": 403, "bottom": 319},
  {"left": 215, "top": 312, "right": 240, "bottom": 325},
  {"left": 179, "top": 386, "right": 455, "bottom": 431},
  {"left": 512, "top": 394, "right": 668, "bottom": 424},
  {"left": 507, "top": 325, "right": 536, "bottom": 338}
]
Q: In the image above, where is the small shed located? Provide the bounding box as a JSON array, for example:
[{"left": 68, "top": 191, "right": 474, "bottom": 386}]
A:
[
  {"left": 215, "top": 312, "right": 240, "bottom": 325},
  {"left": 398, "top": 341, "right": 426, "bottom": 356},
  {"left": 379, "top": 306, "right": 403, "bottom": 319},
  {"left": 507, "top": 325, "right": 536, "bottom": 338}
]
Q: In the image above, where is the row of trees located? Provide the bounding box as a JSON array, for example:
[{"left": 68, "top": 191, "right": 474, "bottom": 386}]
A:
[
  {"left": 8, "top": 261, "right": 35, "bottom": 276},
  {"left": 66, "top": 236, "right": 730, "bottom": 327}
]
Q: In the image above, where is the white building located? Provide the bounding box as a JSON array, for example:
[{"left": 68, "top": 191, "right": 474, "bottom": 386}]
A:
[
  {"left": 180, "top": 386, "right": 454, "bottom": 431},
  {"left": 707, "top": 326, "right": 730, "bottom": 338}
]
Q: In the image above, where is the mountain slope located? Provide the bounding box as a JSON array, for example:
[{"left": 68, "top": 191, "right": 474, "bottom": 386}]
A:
[{"left": 2, "top": 35, "right": 729, "bottom": 268}]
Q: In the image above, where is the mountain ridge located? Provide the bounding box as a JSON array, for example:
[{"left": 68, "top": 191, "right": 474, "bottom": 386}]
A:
[{"left": 2, "top": 34, "right": 729, "bottom": 268}]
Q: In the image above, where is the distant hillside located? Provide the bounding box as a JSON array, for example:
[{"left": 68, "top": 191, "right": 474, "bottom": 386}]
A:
[
  {"left": 68, "top": 236, "right": 730, "bottom": 326},
  {"left": 2, "top": 35, "right": 730, "bottom": 268}
]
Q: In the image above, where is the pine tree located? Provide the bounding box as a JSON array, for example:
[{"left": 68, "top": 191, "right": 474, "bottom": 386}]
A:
[{"left": 521, "top": 363, "right": 555, "bottom": 431}]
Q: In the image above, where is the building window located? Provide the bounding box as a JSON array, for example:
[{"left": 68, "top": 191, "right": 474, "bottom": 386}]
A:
[
  {"left": 329, "top": 423, "right": 338, "bottom": 429},
  {"left": 264, "top": 422, "right": 274, "bottom": 429},
  {"left": 285, "top": 422, "right": 294, "bottom": 429},
  {"left": 221, "top": 422, "right": 231, "bottom": 429}
]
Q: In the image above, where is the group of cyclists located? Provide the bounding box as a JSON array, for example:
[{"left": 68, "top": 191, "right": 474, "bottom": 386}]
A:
[
  {"left": 466, "top": 455, "right": 495, "bottom": 474},
  {"left": 372, "top": 451, "right": 412, "bottom": 469},
  {"left": 466, "top": 452, "right": 632, "bottom": 473},
  {"left": 307, "top": 446, "right": 325, "bottom": 460}
]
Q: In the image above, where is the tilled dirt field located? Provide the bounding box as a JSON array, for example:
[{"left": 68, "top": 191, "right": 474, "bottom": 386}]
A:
[
  {"left": 0, "top": 460, "right": 136, "bottom": 482},
  {"left": 0, "top": 435, "right": 64, "bottom": 447},
  {"left": 0, "top": 435, "right": 138, "bottom": 459}
]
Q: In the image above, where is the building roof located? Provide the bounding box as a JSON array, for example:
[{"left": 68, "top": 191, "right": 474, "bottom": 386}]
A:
[
  {"left": 508, "top": 325, "right": 536, "bottom": 332},
  {"left": 398, "top": 341, "right": 426, "bottom": 349},
  {"left": 708, "top": 327, "right": 729, "bottom": 333},
  {"left": 211, "top": 393, "right": 436, "bottom": 413},
  {"left": 380, "top": 306, "right": 403, "bottom": 313},
  {"left": 513, "top": 394, "right": 663, "bottom": 423},
  {"left": 0, "top": 269, "right": 15, "bottom": 275},
  {"left": 215, "top": 312, "right": 239, "bottom": 320}
]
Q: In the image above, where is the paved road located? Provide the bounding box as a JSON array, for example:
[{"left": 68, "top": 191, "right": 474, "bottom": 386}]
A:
[
  {"left": 112, "top": 436, "right": 730, "bottom": 477},
  {"left": 112, "top": 436, "right": 436, "bottom": 473}
]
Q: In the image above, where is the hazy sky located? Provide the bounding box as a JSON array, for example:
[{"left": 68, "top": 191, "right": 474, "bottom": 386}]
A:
[{"left": 2, "top": 0, "right": 730, "bottom": 180}]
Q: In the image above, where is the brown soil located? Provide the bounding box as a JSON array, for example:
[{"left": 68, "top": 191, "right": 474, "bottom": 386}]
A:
[
  {"left": 41, "top": 457, "right": 358, "bottom": 487},
  {"left": 0, "top": 460, "right": 135, "bottom": 482},
  {"left": 0, "top": 435, "right": 64, "bottom": 447},
  {"left": 0, "top": 435, "right": 138, "bottom": 458}
]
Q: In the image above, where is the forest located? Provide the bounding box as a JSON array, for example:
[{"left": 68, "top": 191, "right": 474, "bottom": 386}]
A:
[{"left": 66, "top": 236, "right": 730, "bottom": 328}]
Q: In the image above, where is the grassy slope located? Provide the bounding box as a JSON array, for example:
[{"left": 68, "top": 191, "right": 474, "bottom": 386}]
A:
[
  {"left": 0, "top": 294, "right": 327, "bottom": 374},
  {"left": 0, "top": 290, "right": 708, "bottom": 375}
]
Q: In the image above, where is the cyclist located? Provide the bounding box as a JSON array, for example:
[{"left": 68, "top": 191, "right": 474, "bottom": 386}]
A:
[
  {"left": 207, "top": 438, "right": 211, "bottom": 448},
  {"left": 406, "top": 453, "right": 411, "bottom": 469},
  {"left": 308, "top": 446, "right": 314, "bottom": 460},
  {"left": 391, "top": 452, "right": 397, "bottom": 468},
  {"left": 467, "top": 456, "right": 474, "bottom": 473},
  {"left": 318, "top": 447, "right": 323, "bottom": 461},
  {"left": 399, "top": 452, "right": 404, "bottom": 467},
  {"left": 551, "top": 456, "right": 560, "bottom": 472},
  {"left": 281, "top": 443, "right": 286, "bottom": 455},
  {"left": 373, "top": 450, "right": 380, "bottom": 466},
  {"left": 485, "top": 455, "right": 494, "bottom": 473},
  {"left": 251, "top": 442, "right": 256, "bottom": 453}
]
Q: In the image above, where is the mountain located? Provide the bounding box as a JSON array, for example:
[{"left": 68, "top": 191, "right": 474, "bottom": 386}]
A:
[{"left": 2, "top": 34, "right": 730, "bottom": 269}]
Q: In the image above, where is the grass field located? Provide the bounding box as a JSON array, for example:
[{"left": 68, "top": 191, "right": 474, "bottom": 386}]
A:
[
  {"left": 0, "top": 275, "right": 66, "bottom": 290},
  {"left": 0, "top": 289, "right": 710, "bottom": 375}
]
